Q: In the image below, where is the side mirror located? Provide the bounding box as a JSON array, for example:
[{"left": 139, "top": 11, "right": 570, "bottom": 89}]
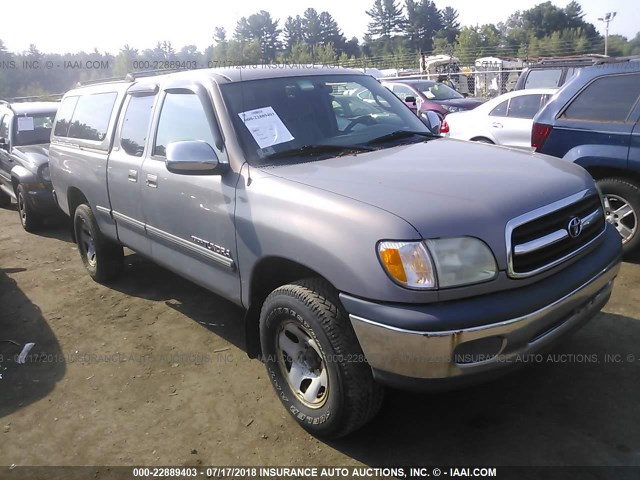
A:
[
  {"left": 165, "top": 140, "right": 228, "bottom": 175},
  {"left": 420, "top": 111, "right": 442, "bottom": 135},
  {"left": 0, "top": 137, "right": 8, "bottom": 151}
]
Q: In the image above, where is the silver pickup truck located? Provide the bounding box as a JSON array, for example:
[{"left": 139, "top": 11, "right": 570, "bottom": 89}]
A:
[{"left": 49, "top": 66, "right": 621, "bottom": 438}]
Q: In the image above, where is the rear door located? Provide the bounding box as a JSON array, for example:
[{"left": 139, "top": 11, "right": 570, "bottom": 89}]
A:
[
  {"left": 107, "top": 84, "right": 158, "bottom": 255},
  {"left": 548, "top": 72, "right": 640, "bottom": 162},
  {"left": 628, "top": 103, "right": 640, "bottom": 175},
  {"left": 140, "top": 81, "right": 241, "bottom": 302},
  {"left": 492, "top": 93, "right": 543, "bottom": 148}
]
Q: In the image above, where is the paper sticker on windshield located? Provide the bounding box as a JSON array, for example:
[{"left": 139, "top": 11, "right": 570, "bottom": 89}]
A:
[
  {"left": 238, "top": 107, "right": 294, "bottom": 149},
  {"left": 424, "top": 91, "right": 435, "bottom": 99},
  {"left": 17, "top": 117, "right": 35, "bottom": 131}
]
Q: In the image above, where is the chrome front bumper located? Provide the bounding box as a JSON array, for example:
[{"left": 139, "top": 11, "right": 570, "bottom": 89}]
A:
[{"left": 349, "top": 258, "right": 620, "bottom": 381}]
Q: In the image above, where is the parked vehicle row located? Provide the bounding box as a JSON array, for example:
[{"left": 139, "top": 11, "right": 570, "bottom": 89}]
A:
[
  {"left": 37, "top": 66, "right": 621, "bottom": 439},
  {"left": 3, "top": 63, "right": 634, "bottom": 439}
]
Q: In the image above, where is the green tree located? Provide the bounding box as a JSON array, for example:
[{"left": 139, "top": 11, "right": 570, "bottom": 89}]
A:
[
  {"left": 366, "top": 0, "right": 405, "bottom": 39},
  {"left": 440, "top": 6, "right": 460, "bottom": 44},
  {"left": 235, "top": 11, "right": 281, "bottom": 61},
  {"left": 284, "top": 16, "right": 304, "bottom": 53}
]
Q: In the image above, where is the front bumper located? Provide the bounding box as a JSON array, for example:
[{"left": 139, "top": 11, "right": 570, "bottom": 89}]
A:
[{"left": 342, "top": 225, "right": 621, "bottom": 389}]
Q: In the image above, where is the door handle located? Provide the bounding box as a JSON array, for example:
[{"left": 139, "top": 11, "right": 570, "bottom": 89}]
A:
[
  {"left": 491, "top": 122, "right": 503, "bottom": 128},
  {"left": 128, "top": 169, "right": 138, "bottom": 182},
  {"left": 145, "top": 174, "right": 158, "bottom": 188}
]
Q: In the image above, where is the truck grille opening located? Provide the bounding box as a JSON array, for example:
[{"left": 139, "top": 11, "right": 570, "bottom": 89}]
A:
[{"left": 508, "top": 194, "right": 605, "bottom": 277}]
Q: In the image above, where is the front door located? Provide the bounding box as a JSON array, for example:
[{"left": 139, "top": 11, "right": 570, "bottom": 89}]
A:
[{"left": 140, "top": 84, "right": 240, "bottom": 302}]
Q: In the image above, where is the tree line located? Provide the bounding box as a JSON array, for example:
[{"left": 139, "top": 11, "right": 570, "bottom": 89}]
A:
[{"left": 0, "top": 1, "right": 639, "bottom": 98}]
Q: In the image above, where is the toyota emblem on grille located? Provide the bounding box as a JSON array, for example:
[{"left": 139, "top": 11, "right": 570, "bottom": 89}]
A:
[{"left": 568, "top": 217, "right": 583, "bottom": 238}]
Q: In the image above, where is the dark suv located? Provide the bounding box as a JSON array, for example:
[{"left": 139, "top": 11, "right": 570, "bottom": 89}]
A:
[
  {"left": 0, "top": 98, "right": 60, "bottom": 231},
  {"left": 532, "top": 61, "right": 640, "bottom": 254}
]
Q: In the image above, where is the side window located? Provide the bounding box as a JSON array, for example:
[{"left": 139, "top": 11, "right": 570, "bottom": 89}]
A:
[
  {"left": 0, "top": 114, "right": 9, "bottom": 140},
  {"left": 391, "top": 84, "right": 415, "bottom": 100},
  {"left": 153, "top": 92, "right": 215, "bottom": 157},
  {"left": 68, "top": 92, "right": 118, "bottom": 141},
  {"left": 524, "top": 69, "right": 563, "bottom": 89},
  {"left": 507, "top": 94, "right": 543, "bottom": 119},
  {"left": 562, "top": 74, "right": 640, "bottom": 122},
  {"left": 53, "top": 96, "right": 79, "bottom": 137},
  {"left": 119, "top": 95, "right": 155, "bottom": 157},
  {"left": 489, "top": 100, "right": 508, "bottom": 117}
]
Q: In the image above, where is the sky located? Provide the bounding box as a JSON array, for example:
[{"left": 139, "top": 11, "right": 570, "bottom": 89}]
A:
[{"left": 3, "top": 0, "right": 637, "bottom": 54}]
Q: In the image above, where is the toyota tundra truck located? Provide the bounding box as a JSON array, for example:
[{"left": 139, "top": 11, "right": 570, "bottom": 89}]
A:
[{"left": 48, "top": 66, "right": 622, "bottom": 438}]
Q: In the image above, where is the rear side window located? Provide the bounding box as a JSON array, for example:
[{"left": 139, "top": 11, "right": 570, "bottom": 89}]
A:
[
  {"left": 119, "top": 95, "right": 155, "bottom": 157},
  {"left": 53, "top": 96, "right": 79, "bottom": 137},
  {"left": 68, "top": 92, "right": 118, "bottom": 141},
  {"left": 489, "top": 100, "right": 508, "bottom": 117},
  {"left": 153, "top": 92, "right": 214, "bottom": 157},
  {"left": 507, "top": 94, "right": 542, "bottom": 119},
  {"left": 562, "top": 74, "right": 640, "bottom": 122},
  {"left": 524, "top": 69, "right": 562, "bottom": 89}
]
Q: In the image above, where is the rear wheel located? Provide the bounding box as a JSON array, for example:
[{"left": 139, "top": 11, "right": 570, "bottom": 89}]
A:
[
  {"left": 260, "top": 278, "right": 384, "bottom": 438},
  {"left": 598, "top": 177, "right": 640, "bottom": 255},
  {"left": 74, "top": 204, "right": 124, "bottom": 282},
  {"left": 17, "top": 184, "right": 43, "bottom": 232}
]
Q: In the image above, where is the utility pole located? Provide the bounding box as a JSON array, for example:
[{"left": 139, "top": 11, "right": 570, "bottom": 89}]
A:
[{"left": 598, "top": 12, "right": 617, "bottom": 56}]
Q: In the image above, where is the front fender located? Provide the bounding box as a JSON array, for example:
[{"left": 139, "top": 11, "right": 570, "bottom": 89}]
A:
[{"left": 10, "top": 165, "right": 39, "bottom": 190}]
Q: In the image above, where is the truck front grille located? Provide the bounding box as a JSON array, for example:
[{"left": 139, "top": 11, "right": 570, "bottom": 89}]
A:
[{"left": 507, "top": 192, "right": 605, "bottom": 278}]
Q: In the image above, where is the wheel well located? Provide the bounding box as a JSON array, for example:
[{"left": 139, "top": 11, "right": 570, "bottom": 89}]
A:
[
  {"left": 67, "top": 187, "right": 89, "bottom": 243},
  {"left": 244, "top": 257, "right": 326, "bottom": 359},
  {"left": 583, "top": 166, "right": 640, "bottom": 185},
  {"left": 470, "top": 136, "right": 494, "bottom": 144}
]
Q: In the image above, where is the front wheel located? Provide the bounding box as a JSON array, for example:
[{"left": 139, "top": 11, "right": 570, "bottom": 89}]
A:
[
  {"left": 74, "top": 204, "right": 124, "bottom": 282},
  {"left": 17, "top": 184, "right": 43, "bottom": 232},
  {"left": 260, "top": 278, "right": 384, "bottom": 439},
  {"left": 598, "top": 178, "right": 640, "bottom": 255}
]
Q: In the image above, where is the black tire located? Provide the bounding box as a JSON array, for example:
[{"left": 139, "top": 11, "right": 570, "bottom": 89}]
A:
[
  {"left": 597, "top": 177, "right": 640, "bottom": 255},
  {"left": 260, "top": 278, "right": 384, "bottom": 439},
  {"left": 17, "top": 184, "right": 42, "bottom": 232},
  {"left": 73, "top": 204, "right": 124, "bottom": 282},
  {"left": 0, "top": 188, "right": 10, "bottom": 208}
]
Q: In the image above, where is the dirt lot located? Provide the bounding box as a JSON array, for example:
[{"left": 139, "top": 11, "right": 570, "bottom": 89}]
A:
[{"left": 1, "top": 202, "right": 639, "bottom": 472}]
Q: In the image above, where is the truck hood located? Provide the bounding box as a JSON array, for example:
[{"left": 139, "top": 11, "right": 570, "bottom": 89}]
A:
[
  {"left": 13, "top": 144, "right": 50, "bottom": 169},
  {"left": 261, "top": 138, "right": 595, "bottom": 268}
]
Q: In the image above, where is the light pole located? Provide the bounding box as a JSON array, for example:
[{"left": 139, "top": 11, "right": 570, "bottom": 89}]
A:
[{"left": 598, "top": 12, "right": 617, "bottom": 56}]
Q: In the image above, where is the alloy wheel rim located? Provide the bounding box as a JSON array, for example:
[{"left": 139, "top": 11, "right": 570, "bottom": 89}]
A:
[
  {"left": 276, "top": 319, "right": 329, "bottom": 409},
  {"left": 79, "top": 219, "right": 97, "bottom": 267},
  {"left": 604, "top": 194, "right": 637, "bottom": 244},
  {"left": 18, "top": 192, "right": 26, "bottom": 224}
]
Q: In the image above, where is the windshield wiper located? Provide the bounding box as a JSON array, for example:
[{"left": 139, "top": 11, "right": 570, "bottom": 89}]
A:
[
  {"left": 365, "top": 130, "right": 438, "bottom": 146},
  {"left": 264, "top": 144, "right": 374, "bottom": 161}
]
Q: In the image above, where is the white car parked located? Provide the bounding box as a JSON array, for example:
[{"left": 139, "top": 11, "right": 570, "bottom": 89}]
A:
[{"left": 442, "top": 88, "right": 557, "bottom": 149}]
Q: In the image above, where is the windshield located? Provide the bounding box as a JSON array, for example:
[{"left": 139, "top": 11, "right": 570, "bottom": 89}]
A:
[
  {"left": 413, "top": 81, "right": 463, "bottom": 100},
  {"left": 14, "top": 112, "right": 56, "bottom": 146},
  {"left": 220, "top": 74, "right": 431, "bottom": 164}
]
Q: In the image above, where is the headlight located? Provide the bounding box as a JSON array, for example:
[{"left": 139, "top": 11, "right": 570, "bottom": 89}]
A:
[
  {"left": 378, "top": 237, "right": 497, "bottom": 289},
  {"left": 39, "top": 164, "right": 51, "bottom": 182},
  {"left": 425, "top": 237, "right": 497, "bottom": 287},
  {"left": 378, "top": 241, "right": 436, "bottom": 289}
]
